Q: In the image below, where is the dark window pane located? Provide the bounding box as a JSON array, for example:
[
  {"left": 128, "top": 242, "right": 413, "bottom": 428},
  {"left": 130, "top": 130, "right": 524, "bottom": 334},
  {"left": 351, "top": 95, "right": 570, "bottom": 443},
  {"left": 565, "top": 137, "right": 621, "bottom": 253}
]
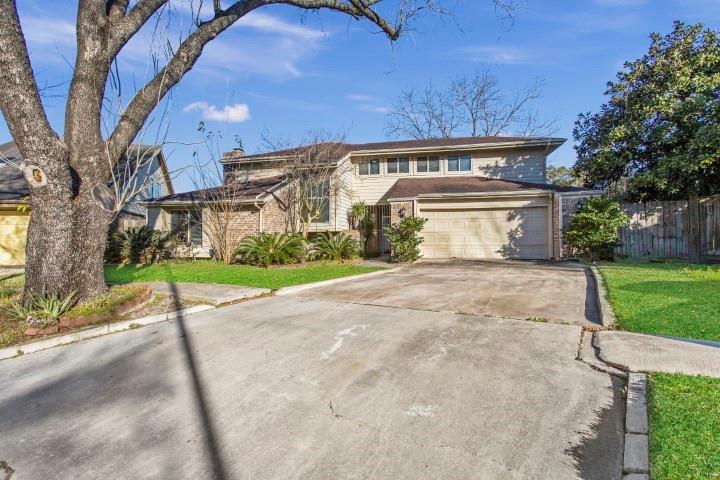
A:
[
  {"left": 429, "top": 156, "right": 440, "bottom": 172},
  {"left": 448, "top": 156, "right": 459, "bottom": 171},
  {"left": 387, "top": 158, "right": 397, "bottom": 174},
  {"left": 369, "top": 159, "right": 380, "bottom": 174},
  {"left": 399, "top": 157, "right": 409, "bottom": 173},
  {"left": 359, "top": 162, "right": 369, "bottom": 175},
  {"left": 416, "top": 156, "right": 427, "bottom": 173},
  {"left": 460, "top": 155, "right": 472, "bottom": 171},
  {"left": 171, "top": 212, "right": 188, "bottom": 242},
  {"left": 189, "top": 211, "right": 203, "bottom": 246}
]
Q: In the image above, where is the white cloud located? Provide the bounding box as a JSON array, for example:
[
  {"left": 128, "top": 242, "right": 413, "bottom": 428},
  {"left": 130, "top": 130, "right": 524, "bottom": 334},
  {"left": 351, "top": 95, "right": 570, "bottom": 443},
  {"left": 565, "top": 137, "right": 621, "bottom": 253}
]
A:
[
  {"left": 592, "top": 0, "right": 646, "bottom": 5},
  {"left": 359, "top": 105, "right": 391, "bottom": 114},
  {"left": 184, "top": 102, "right": 251, "bottom": 122},
  {"left": 236, "top": 11, "right": 325, "bottom": 40},
  {"left": 457, "top": 45, "right": 529, "bottom": 64},
  {"left": 21, "top": 18, "right": 76, "bottom": 47},
  {"left": 346, "top": 94, "right": 374, "bottom": 102}
]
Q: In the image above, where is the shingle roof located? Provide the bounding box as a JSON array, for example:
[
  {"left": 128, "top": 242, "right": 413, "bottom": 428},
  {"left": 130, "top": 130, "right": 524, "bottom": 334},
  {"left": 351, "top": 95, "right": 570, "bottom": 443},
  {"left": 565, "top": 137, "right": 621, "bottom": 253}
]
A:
[
  {"left": 144, "top": 175, "right": 285, "bottom": 205},
  {"left": 224, "top": 136, "right": 566, "bottom": 163},
  {"left": 385, "top": 176, "right": 593, "bottom": 199},
  {"left": 0, "top": 141, "right": 169, "bottom": 203}
]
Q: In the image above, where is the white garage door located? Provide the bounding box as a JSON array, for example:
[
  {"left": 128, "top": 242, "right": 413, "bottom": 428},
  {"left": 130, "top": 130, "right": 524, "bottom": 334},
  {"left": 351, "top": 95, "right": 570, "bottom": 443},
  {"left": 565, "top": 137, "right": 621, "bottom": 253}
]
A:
[{"left": 421, "top": 206, "right": 549, "bottom": 259}]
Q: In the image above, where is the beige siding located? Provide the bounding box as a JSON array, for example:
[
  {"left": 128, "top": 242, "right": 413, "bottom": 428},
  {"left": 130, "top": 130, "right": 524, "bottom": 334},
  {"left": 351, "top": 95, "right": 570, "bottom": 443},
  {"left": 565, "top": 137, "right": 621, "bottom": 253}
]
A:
[
  {"left": 351, "top": 148, "right": 548, "bottom": 205},
  {"left": 0, "top": 210, "right": 29, "bottom": 266},
  {"left": 226, "top": 163, "right": 283, "bottom": 182}
]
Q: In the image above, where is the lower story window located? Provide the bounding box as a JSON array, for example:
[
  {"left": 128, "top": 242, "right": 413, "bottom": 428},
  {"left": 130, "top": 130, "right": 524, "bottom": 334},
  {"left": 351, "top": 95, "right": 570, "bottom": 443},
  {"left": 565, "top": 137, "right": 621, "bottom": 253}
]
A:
[
  {"left": 306, "top": 180, "right": 330, "bottom": 223},
  {"left": 171, "top": 210, "right": 203, "bottom": 246}
]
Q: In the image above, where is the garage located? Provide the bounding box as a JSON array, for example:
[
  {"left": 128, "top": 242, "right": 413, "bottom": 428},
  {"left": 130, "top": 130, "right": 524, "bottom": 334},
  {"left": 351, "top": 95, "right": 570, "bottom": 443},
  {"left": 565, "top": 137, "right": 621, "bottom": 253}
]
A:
[
  {"left": 0, "top": 210, "right": 29, "bottom": 266},
  {"left": 420, "top": 205, "right": 549, "bottom": 259}
]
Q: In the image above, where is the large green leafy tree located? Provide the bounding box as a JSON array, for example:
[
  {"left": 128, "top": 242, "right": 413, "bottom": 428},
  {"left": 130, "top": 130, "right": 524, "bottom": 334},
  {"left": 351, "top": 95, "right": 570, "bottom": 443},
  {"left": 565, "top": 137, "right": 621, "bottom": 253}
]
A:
[{"left": 573, "top": 22, "right": 720, "bottom": 201}]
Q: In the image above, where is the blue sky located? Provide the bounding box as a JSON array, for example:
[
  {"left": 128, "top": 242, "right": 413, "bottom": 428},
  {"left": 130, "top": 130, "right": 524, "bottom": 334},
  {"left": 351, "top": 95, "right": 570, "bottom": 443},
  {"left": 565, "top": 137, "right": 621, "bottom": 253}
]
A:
[{"left": 1, "top": 0, "right": 718, "bottom": 192}]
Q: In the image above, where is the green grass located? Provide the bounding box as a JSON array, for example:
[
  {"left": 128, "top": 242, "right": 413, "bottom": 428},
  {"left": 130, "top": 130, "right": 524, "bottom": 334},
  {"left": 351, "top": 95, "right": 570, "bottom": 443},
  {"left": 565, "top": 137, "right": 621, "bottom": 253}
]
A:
[
  {"left": 64, "top": 284, "right": 147, "bottom": 319},
  {"left": 104, "top": 260, "right": 383, "bottom": 290},
  {"left": 648, "top": 373, "right": 720, "bottom": 479},
  {"left": 599, "top": 261, "right": 720, "bottom": 341}
]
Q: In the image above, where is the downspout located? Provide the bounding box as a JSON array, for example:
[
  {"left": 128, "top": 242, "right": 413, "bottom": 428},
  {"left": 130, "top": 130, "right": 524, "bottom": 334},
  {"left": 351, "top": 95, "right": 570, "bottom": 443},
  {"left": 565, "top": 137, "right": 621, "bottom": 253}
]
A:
[{"left": 557, "top": 192, "right": 563, "bottom": 259}]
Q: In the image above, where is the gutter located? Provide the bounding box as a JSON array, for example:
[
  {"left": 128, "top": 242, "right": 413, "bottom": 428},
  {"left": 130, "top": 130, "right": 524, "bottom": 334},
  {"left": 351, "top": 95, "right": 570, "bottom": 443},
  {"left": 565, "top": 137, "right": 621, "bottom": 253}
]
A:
[
  {"left": 387, "top": 189, "right": 553, "bottom": 202},
  {"left": 348, "top": 139, "right": 565, "bottom": 157}
]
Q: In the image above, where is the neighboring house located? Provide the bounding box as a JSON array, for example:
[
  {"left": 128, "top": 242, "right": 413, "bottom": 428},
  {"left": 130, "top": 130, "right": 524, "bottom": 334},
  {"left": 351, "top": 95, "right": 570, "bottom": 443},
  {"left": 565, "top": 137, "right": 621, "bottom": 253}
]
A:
[
  {"left": 146, "top": 136, "right": 599, "bottom": 260},
  {"left": 0, "top": 141, "right": 174, "bottom": 266}
]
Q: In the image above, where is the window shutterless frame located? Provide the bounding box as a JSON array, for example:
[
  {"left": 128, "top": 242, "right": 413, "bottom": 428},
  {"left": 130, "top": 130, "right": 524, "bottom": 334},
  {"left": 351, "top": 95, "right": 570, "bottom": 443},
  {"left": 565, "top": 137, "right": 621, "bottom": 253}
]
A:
[
  {"left": 358, "top": 159, "right": 380, "bottom": 175},
  {"left": 416, "top": 155, "right": 440, "bottom": 174},
  {"left": 447, "top": 154, "right": 472, "bottom": 172},
  {"left": 386, "top": 157, "right": 409, "bottom": 174}
]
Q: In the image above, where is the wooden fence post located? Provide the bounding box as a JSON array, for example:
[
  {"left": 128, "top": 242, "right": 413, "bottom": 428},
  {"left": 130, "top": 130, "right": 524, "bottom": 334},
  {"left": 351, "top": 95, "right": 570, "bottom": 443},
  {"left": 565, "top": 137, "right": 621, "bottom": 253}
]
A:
[{"left": 688, "top": 192, "right": 701, "bottom": 263}]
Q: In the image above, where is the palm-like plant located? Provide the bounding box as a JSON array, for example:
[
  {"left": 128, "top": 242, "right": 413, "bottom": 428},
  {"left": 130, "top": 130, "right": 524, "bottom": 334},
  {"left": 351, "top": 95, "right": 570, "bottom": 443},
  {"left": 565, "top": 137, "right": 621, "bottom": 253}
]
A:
[
  {"left": 237, "top": 233, "right": 304, "bottom": 268},
  {"left": 106, "top": 226, "right": 171, "bottom": 264},
  {"left": 313, "top": 232, "right": 359, "bottom": 261}
]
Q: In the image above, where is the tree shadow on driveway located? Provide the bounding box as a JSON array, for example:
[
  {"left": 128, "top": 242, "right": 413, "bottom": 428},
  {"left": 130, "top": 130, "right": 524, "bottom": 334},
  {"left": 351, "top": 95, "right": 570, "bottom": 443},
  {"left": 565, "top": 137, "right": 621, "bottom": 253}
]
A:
[{"left": 565, "top": 374, "right": 626, "bottom": 479}]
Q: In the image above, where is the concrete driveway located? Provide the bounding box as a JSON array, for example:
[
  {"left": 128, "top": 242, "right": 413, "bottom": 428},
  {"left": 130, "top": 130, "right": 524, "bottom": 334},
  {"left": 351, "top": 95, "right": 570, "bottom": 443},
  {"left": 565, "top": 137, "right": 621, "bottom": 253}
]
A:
[
  {"left": 290, "top": 260, "right": 600, "bottom": 325},
  {"left": 0, "top": 294, "right": 623, "bottom": 479}
]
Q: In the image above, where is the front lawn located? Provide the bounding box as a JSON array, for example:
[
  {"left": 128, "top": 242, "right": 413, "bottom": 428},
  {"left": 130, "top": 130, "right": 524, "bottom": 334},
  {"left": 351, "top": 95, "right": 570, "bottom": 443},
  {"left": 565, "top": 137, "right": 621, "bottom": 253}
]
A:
[
  {"left": 105, "top": 260, "right": 383, "bottom": 290},
  {"left": 648, "top": 373, "right": 720, "bottom": 479},
  {"left": 599, "top": 262, "right": 720, "bottom": 341}
]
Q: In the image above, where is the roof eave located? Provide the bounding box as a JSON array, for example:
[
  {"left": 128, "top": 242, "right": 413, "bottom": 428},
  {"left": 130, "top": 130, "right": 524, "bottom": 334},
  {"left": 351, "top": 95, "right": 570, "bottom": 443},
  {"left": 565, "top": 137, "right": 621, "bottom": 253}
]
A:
[{"left": 349, "top": 138, "right": 566, "bottom": 157}]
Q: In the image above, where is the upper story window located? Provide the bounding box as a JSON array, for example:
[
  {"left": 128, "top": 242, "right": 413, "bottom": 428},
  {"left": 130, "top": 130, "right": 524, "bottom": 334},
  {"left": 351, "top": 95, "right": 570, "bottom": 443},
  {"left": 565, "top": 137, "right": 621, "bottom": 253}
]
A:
[
  {"left": 149, "top": 180, "right": 162, "bottom": 198},
  {"left": 447, "top": 154, "right": 472, "bottom": 172},
  {"left": 358, "top": 159, "right": 380, "bottom": 176},
  {"left": 416, "top": 156, "right": 440, "bottom": 173},
  {"left": 386, "top": 157, "right": 410, "bottom": 174}
]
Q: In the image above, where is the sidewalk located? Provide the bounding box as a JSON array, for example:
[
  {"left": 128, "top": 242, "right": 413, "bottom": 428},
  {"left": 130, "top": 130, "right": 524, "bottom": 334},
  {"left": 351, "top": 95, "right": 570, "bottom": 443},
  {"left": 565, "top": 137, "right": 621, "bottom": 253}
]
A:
[{"left": 594, "top": 330, "right": 720, "bottom": 378}]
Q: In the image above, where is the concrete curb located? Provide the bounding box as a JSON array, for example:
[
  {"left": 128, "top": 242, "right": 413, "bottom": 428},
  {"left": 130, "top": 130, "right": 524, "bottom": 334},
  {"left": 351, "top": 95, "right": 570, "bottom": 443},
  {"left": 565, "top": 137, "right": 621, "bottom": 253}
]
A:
[
  {"left": 589, "top": 265, "right": 617, "bottom": 328},
  {"left": 623, "top": 373, "right": 650, "bottom": 479},
  {"left": 275, "top": 266, "right": 402, "bottom": 296},
  {"left": 0, "top": 304, "right": 215, "bottom": 361}
]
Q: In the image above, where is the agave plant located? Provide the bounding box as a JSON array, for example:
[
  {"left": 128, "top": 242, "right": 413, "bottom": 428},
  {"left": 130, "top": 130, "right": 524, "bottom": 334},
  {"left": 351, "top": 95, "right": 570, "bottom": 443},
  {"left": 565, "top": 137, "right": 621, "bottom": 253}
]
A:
[
  {"left": 236, "top": 233, "right": 304, "bottom": 268},
  {"left": 12, "top": 291, "right": 78, "bottom": 328},
  {"left": 312, "top": 232, "right": 359, "bottom": 261},
  {"left": 106, "top": 226, "right": 171, "bottom": 264}
]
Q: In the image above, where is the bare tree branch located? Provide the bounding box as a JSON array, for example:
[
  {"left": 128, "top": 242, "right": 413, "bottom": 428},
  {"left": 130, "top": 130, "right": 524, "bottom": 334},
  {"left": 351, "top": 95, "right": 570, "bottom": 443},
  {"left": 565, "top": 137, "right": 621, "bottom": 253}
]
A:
[
  {"left": 386, "top": 69, "right": 555, "bottom": 139},
  {"left": 0, "top": 0, "right": 64, "bottom": 156}
]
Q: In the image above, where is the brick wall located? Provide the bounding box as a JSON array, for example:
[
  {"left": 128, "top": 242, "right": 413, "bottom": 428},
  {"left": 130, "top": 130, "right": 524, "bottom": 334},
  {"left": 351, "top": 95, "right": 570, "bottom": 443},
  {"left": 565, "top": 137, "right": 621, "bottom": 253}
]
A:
[
  {"left": 261, "top": 194, "right": 289, "bottom": 233},
  {"left": 389, "top": 201, "right": 413, "bottom": 225}
]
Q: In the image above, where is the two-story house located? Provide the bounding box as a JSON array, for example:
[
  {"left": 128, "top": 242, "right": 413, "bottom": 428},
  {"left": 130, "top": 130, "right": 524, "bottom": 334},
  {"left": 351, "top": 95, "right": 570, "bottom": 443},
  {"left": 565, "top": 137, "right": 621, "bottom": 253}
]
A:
[
  {"left": 0, "top": 141, "right": 174, "bottom": 266},
  {"left": 145, "top": 136, "right": 598, "bottom": 260}
]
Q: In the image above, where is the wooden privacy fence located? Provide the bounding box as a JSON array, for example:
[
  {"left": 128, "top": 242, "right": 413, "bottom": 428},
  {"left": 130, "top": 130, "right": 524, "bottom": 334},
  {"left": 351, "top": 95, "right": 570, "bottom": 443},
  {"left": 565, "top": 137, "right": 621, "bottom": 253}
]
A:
[{"left": 616, "top": 195, "right": 720, "bottom": 261}]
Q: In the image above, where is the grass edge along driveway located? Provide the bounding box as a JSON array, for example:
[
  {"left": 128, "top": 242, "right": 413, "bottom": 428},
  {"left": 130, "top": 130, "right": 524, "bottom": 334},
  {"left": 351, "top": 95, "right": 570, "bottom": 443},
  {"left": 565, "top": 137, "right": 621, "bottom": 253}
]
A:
[
  {"left": 598, "top": 261, "right": 720, "bottom": 341},
  {"left": 104, "top": 261, "right": 384, "bottom": 290},
  {"left": 648, "top": 373, "right": 720, "bottom": 480}
]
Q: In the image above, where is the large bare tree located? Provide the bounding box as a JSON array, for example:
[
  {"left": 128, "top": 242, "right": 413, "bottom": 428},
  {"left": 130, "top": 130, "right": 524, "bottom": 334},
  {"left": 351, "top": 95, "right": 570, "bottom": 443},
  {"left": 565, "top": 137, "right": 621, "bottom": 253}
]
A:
[
  {"left": 385, "top": 69, "right": 557, "bottom": 139},
  {"left": 0, "top": 0, "right": 441, "bottom": 301}
]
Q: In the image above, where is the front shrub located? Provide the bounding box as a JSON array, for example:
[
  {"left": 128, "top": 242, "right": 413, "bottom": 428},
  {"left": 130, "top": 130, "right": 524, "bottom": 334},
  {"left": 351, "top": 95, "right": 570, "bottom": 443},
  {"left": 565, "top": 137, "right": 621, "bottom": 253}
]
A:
[
  {"left": 236, "top": 233, "right": 304, "bottom": 267},
  {"left": 11, "top": 291, "right": 77, "bottom": 328},
  {"left": 565, "top": 196, "right": 630, "bottom": 261},
  {"left": 312, "top": 232, "right": 359, "bottom": 260},
  {"left": 106, "top": 226, "right": 171, "bottom": 264},
  {"left": 384, "top": 216, "right": 428, "bottom": 263}
]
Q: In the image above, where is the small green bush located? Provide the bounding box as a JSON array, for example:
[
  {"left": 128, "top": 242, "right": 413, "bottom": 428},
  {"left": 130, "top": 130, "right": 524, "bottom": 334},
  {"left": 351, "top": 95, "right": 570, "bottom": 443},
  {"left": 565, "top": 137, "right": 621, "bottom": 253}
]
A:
[
  {"left": 11, "top": 291, "right": 77, "bottom": 328},
  {"left": 313, "top": 232, "right": 359, "bottom": 261},
  {"left": 384, "top": 216, "right": 428, "bottom": 263},
  {"left": 106, "top": 226, "right": 172, "bottom": 264},
  {"left": 237, "top": 233, "right": 304, "bottom": 267},
  {"left": 565, "top": 196, "right": 630, "bottom": 260}
]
